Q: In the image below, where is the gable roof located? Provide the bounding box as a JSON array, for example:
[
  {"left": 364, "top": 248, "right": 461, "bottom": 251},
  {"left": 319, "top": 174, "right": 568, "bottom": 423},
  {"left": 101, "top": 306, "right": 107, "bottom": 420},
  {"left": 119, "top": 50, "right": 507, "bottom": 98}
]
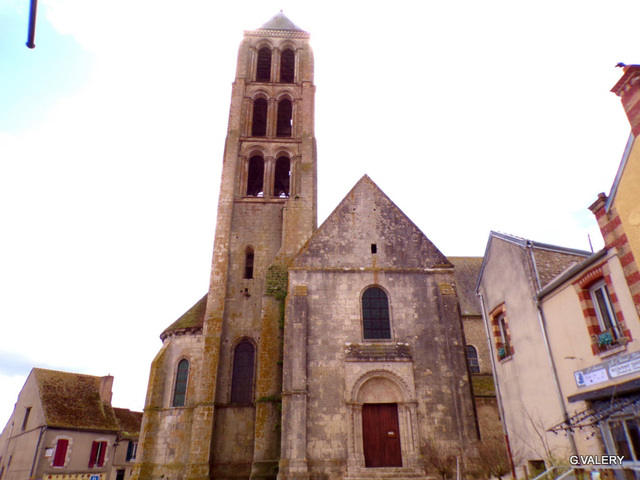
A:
[
  {"left": 161, "top": 294, "right": 207, "bottom": 339},
  {"left": 449, "top": 257, "right": 483, "bottom": 316},
  {"left": 477, "top": 231, "right": 591, "bottom": 292},
  {"left": 293, "top": 175, "right": 450, "bottom": 270},
  {"left": 33, "top": 368, "right": 119, "bottom": 431}
]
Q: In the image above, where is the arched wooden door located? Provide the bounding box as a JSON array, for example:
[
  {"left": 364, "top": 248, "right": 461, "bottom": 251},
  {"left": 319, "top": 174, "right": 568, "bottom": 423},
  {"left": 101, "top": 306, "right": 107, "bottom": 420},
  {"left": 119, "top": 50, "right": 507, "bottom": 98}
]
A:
[{"left": 362, "top": 403, "right": 402, "bottom": 467}]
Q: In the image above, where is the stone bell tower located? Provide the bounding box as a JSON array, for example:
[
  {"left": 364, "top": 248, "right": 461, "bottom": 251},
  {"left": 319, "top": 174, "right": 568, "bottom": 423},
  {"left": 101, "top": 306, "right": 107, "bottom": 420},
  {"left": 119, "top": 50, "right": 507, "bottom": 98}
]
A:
[{"left": 133, "top": 12, "right": 316, "bottom": 480}]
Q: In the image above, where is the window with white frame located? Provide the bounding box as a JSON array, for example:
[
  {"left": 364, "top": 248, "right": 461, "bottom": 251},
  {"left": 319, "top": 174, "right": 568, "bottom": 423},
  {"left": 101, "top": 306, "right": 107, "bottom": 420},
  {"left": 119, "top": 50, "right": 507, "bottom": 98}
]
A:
[{"left": 590, "top": 280, "right": 621, "bottom": 339}]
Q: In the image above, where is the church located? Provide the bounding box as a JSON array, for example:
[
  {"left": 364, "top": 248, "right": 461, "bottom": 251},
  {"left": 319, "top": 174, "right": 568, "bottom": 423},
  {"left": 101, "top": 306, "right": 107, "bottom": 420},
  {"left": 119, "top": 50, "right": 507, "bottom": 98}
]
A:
[{"left": 133, "top": 12, "right": 483, "bottom": 480}]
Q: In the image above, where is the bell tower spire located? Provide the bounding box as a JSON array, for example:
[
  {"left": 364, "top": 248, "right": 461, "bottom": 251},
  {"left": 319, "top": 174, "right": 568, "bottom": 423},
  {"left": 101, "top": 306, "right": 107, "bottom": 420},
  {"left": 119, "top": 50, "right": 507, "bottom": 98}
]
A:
[{"left": 133, "top": 13, "right": 316, "bottom": 480}]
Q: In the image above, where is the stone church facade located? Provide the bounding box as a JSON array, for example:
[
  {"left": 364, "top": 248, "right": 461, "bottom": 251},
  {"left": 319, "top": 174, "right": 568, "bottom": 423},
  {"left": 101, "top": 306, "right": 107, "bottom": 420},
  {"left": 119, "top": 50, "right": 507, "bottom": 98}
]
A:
[{"left": 133, "top": 13, "right": 481, "bottom": 480}]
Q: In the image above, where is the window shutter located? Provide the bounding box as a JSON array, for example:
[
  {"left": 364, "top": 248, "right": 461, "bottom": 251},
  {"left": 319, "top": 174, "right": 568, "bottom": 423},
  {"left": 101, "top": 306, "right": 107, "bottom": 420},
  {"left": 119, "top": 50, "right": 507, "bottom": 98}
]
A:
[
  {"left": 52, "top": 439, "right": 68, "bottom": 467},
  {"left": 88, "top": 441, "right": 98, "bottom": 468},
  {"left": 97, "top": 441, "right": 107, "bottom": 467}
]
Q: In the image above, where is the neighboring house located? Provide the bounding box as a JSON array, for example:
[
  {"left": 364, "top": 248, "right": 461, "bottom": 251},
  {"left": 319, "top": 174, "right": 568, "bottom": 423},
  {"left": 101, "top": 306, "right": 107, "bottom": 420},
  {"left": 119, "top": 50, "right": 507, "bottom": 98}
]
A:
[
  {"left": 0, "top": 368, "right": 141, "bottom": 480},
  {"left": 476, "top": 66, "right": 640, "bottom": 477},
  {"left": 111, "top": 408, "right": 142, "bottom": 480},
  {"left": 476, "top": 232, "right": 592, "bottom": 475}
]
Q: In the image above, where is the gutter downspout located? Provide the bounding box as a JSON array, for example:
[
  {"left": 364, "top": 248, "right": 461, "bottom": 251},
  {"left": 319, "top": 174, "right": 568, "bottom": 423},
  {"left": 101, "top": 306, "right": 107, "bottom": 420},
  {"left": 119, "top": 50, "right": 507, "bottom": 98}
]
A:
[
  {"left": 527, "top": 242, "right": 578, "bottom": 457},
  {"left": 30, "top": 426, "right": 46, "bottom": 479},
  {"left": 478, "top": 290, "right": 518, "bottom": 480}
]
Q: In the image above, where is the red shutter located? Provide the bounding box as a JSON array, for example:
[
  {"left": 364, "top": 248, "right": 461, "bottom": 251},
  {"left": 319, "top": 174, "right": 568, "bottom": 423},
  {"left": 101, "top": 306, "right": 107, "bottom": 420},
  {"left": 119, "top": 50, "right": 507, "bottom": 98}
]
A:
[
  {"left": 88, "top": 441, "right": 98, "bottom": 468},
  {"left": 97, "top": 441, "right": 107, "bottom": 467},
  {"left": 52, "top": 439, "right": 68, "bottom": 467}
]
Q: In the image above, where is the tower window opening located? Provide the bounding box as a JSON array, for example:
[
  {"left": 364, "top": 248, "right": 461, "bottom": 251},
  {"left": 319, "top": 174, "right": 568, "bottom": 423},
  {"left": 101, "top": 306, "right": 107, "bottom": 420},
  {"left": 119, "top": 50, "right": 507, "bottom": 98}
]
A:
[
  {"left": 280, "top": 49, "right": 295, "bottom": 83},
  {"left": 256, "top": 48, "right": 271, "bottom": 82},
  {"left": 251, "top": 98, "right": 268, "bottom": 137},
  {"left": 231, "top": 341, "right": 255, "bottom": 404},
  {"left": 244, "top": 247, "right": 254, "bottom": 279},
  {"left": 276, "top": 99, "right": 292, "bottom": 137},
  {"left": 274, "top": 157, "right": 291, "bottom": 197},
  {"left": 371, "top": 244, "right": 377, "bottom": 254},
  {"left": 246, "top": 156, "right": 264, "bottom": 196}
]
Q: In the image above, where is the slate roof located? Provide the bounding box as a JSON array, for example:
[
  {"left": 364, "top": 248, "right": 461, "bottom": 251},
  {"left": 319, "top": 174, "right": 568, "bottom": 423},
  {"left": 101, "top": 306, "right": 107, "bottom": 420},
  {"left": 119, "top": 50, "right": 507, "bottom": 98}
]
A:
[
  {"left": 161, "top": 294, "right": 207, "bottom": 339},
  {"left": 33, "top": 368, "right": 119, "bottom": 431},
  {"left": 477, "top": 231, "right": 591, "bottom": 292},
  {"left": 113, "top": 407, "right": 143, "bottom": 439},
  {"left": 448, "top": 257, "right": 483, "bottom": 316},
  {"left": 259, "top": 11, "right": 305, "bottom": 31}
]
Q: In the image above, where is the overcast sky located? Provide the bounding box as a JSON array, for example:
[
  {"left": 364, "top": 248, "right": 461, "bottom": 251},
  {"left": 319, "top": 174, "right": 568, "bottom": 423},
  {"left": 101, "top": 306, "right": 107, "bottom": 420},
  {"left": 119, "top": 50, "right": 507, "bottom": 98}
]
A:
[{"left": 1, "top": 0, "right": 638, "bottom": 428}]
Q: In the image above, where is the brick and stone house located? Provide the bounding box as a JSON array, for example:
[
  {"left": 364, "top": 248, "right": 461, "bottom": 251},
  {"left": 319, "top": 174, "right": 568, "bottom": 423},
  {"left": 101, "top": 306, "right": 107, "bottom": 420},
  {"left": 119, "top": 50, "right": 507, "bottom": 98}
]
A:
[
  {"left": 0, "top": 368, "right": 141, "bottom": 480},
  {"left": 132, "top": 12, "right": 494, "bottom": 480}
]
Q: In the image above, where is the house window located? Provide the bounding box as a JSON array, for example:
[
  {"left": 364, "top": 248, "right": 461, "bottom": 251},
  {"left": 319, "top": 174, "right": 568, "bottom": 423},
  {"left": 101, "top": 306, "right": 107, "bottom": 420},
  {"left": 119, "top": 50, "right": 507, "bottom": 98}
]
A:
[
  {"left": 116, "top": 470, "right": 126, "bottom": 480},
  {"left": 256, "top": 47, "right": 271, "bottom": 82},
  {"left": 126, "top": 441, "right": 137, "bottom": 462},
  {"left": 251, "top": 99, "right": 268, "bottom": 137},
  {"left": 273, "top": 157, "right": 290, "bottom": 197},
  {"left": 244, "top": 247, "right": 255, "bottom": 279},
  {"left": 466, "top": 345, "right": 480, "bottom": 373},
  {"left": 230, "top": 341, "right": 255, "bottom": 404},
  {"left": 88, "top": 441, "right": 107, "bottom": 468},
  {"left": 276, "top": 99, "right": 292, "bottom": 137},
  {"left": 246, "top": 156, "right": 264, "bottom": 197},
  {"left": 490, "top": 304, "right": 513, "bottom": 360},
  {"left": 21, "top": 407, "right": 31, "bottom": 430},
  {"left": 280, "top": 48, "right": 295, "bottom": 83},
  {"left": 574, "top": 265, "right": 631, "bottom": 355},
  {"left": 172, "top": 359, "right": 189, "bottom": 407},
  {"left": 362, "top": 286, "right": 391, "bottom": 340},
  {"left": 609, "top": 418, "right": 640, "bottom": 461},
  {"left": 590, "top": 281, "right": 622, "bottom": 340},
  {"left": 52, "top": 439, "right": 69, "bottom": 467}
]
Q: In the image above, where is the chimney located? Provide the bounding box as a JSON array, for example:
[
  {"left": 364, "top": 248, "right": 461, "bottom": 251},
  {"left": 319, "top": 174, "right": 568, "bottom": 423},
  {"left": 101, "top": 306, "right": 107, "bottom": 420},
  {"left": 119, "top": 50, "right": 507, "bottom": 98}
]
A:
[
  {"left": 99, "top": 375, "right": 114, "bottom": 404},
  {"left": 611, "top": 65, "right": 640, "bottom": 137}
]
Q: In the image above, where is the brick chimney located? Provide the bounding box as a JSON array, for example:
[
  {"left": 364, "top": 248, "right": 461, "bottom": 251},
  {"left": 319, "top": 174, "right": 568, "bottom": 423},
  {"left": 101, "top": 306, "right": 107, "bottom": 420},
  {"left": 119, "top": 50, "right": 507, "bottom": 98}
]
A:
[
  {"left": 611, "top": 65, "right": 640, "bottom": 136},
  {"left": 99, "top": 375, "right": 114, "bottom": 404}
]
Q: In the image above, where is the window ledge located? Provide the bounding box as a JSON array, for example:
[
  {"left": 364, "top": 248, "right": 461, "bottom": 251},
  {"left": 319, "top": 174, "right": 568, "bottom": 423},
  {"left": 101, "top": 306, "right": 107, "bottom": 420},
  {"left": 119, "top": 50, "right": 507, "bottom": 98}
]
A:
[{"left": 597, "top": 340, "right": 629, "bottom": 358}]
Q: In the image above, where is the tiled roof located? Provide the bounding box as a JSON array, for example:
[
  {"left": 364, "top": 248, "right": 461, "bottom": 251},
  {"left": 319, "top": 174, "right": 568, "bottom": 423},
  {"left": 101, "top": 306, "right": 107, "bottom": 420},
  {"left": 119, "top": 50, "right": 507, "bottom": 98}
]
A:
[
  {"left": 34, "top": 368, "right": 119, "bottom": 431},
  {"left": 161, "top": 294, "right": 207, "bottom": 339},
  {"left": 531, "top": 247, "right": 588, "bottom": 289},
  {"left": 449, "top": 257, "right": 483, "bottom": 316},
  {"left": 113, "top": 407, "right": 142, "bottom": 438}
]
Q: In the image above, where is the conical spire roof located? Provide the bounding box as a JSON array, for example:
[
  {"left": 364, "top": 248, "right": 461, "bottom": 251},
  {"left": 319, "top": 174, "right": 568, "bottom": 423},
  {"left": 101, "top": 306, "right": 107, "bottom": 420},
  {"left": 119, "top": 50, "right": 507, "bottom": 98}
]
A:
[{"left": 259, "top": 11, "right": 304, "bottom": 31}]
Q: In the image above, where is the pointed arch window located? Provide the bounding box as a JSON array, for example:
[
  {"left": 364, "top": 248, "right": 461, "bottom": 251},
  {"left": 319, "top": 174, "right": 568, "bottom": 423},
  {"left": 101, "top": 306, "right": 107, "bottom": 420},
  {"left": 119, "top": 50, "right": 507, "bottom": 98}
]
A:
[
  {"left": 274, "top": 157, "right": 290, "bottom": 198},
  {"left": 172, "top": 359, "right": 189, "bottom": 407},
  {"left": 251, "top": 98, "right": 268, "bottom": 137},
  {"left": 256, "top": 47, "right": 271, "bottom": 82},
  {"left": 280, "top": 49, "right": 295, "bottom": 83},
  {"left": 276, "top": 99, "right": 292, "bottom": 137},
  {"left": 231, "top": 341, "right": 255, "bottom": 404},
  {"left": 362, "top": 287, "right": 391, "bottom": 340},
  {"left": 244, "top": 247, "right": 254, "bottom": 279},
  {"left": 246, "top": 156, "right": 264, "bottom": 196}
]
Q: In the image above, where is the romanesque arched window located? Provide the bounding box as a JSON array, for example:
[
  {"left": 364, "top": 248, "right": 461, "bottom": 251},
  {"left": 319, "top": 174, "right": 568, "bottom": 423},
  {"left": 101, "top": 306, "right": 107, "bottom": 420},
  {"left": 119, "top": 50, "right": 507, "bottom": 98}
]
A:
[
  {"left": 466, "top": 345, "right": 480, "bottom": 373},
  {"left": 172, "top": 359, "right": 189, "bottom": 407},
  {"left": 246, "top": 156, "right": 264, "bottom": 196},
  {"left": 280, "top": 49, "right": 295, "bottom": 83},
  {"left": 256, "top": 47, "right": 271, "bottom": 82},
  {"left": 362, "top": 287, "right": 391, "bottom": 340},
  {"left": 276, "top": 99, "right": 292, "bottom": 137},
  {"left": 251, "top": 98, "right": 268, "bottom": 137},
  {"left": 244, "top": 247, "right": 254, "bottom": 279},
  {"left": 230, "top": 341, "right": 255, "bottom": 404},
  {"left": 274, "top": 157, "right": 290, "bottom": 197}
]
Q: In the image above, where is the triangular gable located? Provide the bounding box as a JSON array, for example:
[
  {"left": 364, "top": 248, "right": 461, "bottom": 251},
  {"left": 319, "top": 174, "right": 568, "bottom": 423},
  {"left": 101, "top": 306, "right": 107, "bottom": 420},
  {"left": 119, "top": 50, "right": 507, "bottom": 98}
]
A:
[{"left": 293, "top": 175, "right": 450, "bottom": 269}]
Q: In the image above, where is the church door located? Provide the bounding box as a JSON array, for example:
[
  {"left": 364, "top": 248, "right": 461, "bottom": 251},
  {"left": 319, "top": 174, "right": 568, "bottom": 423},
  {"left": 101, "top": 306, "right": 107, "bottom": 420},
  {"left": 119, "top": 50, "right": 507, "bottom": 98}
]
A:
[{"left": 362, "top": 403, "right": 402, "bottom": 467}]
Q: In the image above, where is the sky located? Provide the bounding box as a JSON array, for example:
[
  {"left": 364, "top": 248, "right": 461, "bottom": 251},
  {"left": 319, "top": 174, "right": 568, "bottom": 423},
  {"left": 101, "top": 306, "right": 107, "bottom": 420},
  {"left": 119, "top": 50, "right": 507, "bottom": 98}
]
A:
[{"left": 1, "top": 0, "right": 639, "bottom": 428}]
